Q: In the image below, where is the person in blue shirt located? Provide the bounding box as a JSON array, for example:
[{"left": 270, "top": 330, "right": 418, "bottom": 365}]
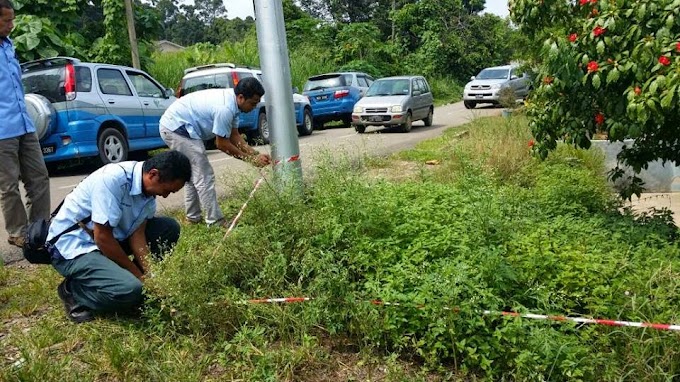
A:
[
  {"left": 160, "top": 77, "right": 271, "bottom": 227},
  {"left": 48, "top": 150, "right": 192, "bottom": 323},
  {"left": 0, "top": 0, "right": 50, "bottom": 248}
]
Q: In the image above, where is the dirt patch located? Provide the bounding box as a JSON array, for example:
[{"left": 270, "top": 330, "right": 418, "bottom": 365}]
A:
[{"left": 366, "top": 160, "right": 440, "bottom": 182}]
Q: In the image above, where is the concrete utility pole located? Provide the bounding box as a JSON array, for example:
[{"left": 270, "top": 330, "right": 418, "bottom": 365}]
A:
[
  {"left": 124, "top": 0, "right": 140, "bottom": 69},
  {"left": 253, "top": 0, "right": 303, "bottom": 194}
]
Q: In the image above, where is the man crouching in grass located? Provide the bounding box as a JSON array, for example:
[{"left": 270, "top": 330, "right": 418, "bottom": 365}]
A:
[{"left": 46, "top": 150, "right": 192, "bottom": 323}]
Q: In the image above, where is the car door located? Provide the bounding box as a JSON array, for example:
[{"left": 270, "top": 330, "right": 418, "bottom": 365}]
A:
[
  {"left": 356, "top": 75, "right": 370, "bottom": 98},
  {"left": 411, "top": 78, "right": 426, "bottom": 119},
  {"left": 96, "top": 67, "right": 145, "bottom": 139},
  {"left": 126, "top": 70, "right": 174, "bottom": 138}
]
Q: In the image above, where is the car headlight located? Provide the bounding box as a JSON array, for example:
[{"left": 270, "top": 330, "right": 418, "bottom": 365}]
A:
[
  {"left": 491, "top": 83, "right": 502, "bottom": 89},
  {"left": 353, "top": 105, "right": 363, "bottom": 113},
  {"left": 391, "top": 105, "right": 403, "bottom": 113}
]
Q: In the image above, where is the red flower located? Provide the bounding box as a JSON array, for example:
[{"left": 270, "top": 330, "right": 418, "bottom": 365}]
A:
[
  {"left": 594, "top": 113, "right": 605, "bottom": 125},
  {"left": 587, "top": 61, "right": 599, "bottom": 72},
  {"left": 634, "top": 86, "right": 641, "bottom": 96},
  {"left": 569, "top": 33, "right": 578, "bottom": 43},
  {"left": 579, "top": 0, "right": 588, "bottom": 5},
  {"left": 528, "top": 140, "right": 535, "bottom": 148},
  {"left": 543, "top": 76, "right": 554, "bottom": 85},
  {"left": 676, "top": 41, "right": 680, "bottom": 52},
  {"left": 659, "top": 56, "right": 671, "bottom": 66},
  {"left": 589, "top": 0, "right": 597, "bottom": 4},
  {"left": 593, "top": 26, "right": 606, "bottom": 37}
]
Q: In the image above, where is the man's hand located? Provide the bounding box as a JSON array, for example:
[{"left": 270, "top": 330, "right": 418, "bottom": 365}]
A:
[{"left": 250, "top": 153, "right": 272, "bottom": 167}]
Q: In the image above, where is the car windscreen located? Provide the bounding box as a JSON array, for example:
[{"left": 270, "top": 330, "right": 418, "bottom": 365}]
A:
[
  {"left": 476, "top": 69, "right": 510, "bottom": 80},
  {"left": 22, "top": 67, "right": 65, "bottom": 103},
  {"left": 182, "top": 75, "right": 218, "bottom": 95},
  {"left": 303, "top": 75, "right": 346, "bottom": 91},
  {"left": 365, "top": 79, "right": 410, "bottom": 97}
]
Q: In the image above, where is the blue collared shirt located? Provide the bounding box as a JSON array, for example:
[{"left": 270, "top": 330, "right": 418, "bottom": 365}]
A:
[
  {"left": 47, "top": 161, "right": 157, "bottom": 260},
  {"left": 0, "top": 37, "right": 35, "bottom": 140},
  {"left": 159, "top": 88, "right": 240, "bottom": 140}
]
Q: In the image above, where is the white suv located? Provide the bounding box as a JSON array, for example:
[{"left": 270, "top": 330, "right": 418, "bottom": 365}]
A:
[
  {"left": 463, "top": 65, "right": 531, "bottom": 109},
  {"left": 177, "top": 63, "right": 313, "bottom": 144}
]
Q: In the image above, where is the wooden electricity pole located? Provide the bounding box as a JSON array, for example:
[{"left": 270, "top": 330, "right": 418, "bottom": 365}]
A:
[{"left": 124, "top": 0, "right": 140, "bottom": 69}]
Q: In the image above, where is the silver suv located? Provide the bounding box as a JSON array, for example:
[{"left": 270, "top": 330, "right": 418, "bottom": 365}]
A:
[
  {"left": 21, "top": 57, "right": 175, "bottom": 165},
  {"left": 177, "top": 63, "right": 313, "bottom": 144},
  {"left": 463, "top": 65, "right": 531, "bottom": 109},
  {"left": 351, "top": 75, "right": 434, "bottom": 133}
]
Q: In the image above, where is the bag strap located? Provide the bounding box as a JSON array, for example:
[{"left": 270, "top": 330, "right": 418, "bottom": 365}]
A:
[
  {"left": 47, "top": 215, "right": 91, "bottom": 245},
  {"left": 48, "top": 163, "right": 134, "bottom": 246}
]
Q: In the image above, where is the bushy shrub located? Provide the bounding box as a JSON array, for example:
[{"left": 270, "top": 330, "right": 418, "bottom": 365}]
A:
[{"left": 147, "top": 117, "right": 680, "bottom": 380}]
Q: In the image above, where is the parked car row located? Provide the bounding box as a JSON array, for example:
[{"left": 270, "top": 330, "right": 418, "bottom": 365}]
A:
[{"left": 20, "top": 54, "right": 528, "bottom": 168}]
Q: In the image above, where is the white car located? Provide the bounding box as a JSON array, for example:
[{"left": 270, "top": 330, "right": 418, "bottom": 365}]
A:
[{"left": 463, "top": 65, "right": 531, "bottom": 109}]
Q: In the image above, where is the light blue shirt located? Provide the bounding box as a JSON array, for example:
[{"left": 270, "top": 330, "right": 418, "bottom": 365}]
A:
[
  {"left": 47, "top": 161, "right": 157, "bottom": 260},
  {"left": 159, "top": 88, "right": 240, "bottom": 140},
  {"left": 0, "top": 37, "right": 36, "bottom": 140}
]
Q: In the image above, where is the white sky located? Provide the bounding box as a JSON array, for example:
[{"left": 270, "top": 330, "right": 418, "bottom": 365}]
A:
[{"left": 219, "top": 0, "right": 510, "bottom": 20}]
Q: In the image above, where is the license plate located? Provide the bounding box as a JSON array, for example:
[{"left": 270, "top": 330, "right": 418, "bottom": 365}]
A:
[
  {"left": 475, "top": 94, "right": 483, "bottom": 99},
  {"left": 316, "top": 95, "right": 329, "bottom": 101},
  {"left": 369, "top": 116, "right": 382, "bottom": 122},
  {"left": 41, "top": 145, "right": 55, "bottom": 155}
]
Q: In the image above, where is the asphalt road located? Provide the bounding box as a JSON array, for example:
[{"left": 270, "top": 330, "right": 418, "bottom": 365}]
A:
[{"left": 0, "top": 101, "right": 501, "bottom": 264}]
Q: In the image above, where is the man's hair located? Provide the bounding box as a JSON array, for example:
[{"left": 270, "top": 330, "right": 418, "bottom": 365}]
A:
[
  {"left": 0, "top": 0, "right": 14, "bottom": 11},
  {"left": 143, "top": 150, "right": 192, "bottom": 183},
  {"left": 234, "top": 77, "right": 265, "bottom": 100}
]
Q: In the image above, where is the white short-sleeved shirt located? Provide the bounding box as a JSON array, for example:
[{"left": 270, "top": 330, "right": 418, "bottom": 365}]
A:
[
  {"left": 47, "top": 161, "right": 157, "bottom": 260},
  {"left": 159, "top": 88, "right": 240, "bottom": 141}
]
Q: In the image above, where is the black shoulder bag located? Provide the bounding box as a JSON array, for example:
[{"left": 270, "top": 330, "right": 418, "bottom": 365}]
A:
[{"left": 23, "top": 200, "right": 91, "bottom": 264}]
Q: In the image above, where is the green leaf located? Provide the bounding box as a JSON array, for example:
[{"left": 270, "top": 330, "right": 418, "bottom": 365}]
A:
[
  {"left": 606, "top": 68, "right": 620, "bottom": 84},
  {"left": 660, "top": 87, "right": 675, "bottom": 109},
  {"left": 597, "top": 40, "right": 605, "bottom": 54},
  {"left": 592, "top": 74, "right": 601, "bottom": 89}
]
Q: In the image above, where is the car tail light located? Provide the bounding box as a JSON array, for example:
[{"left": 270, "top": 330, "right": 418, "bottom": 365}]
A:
[
  {"left": 232, "top": 72, "right": 239, "bottom": 87},
  {"left": 64, "top": 63, "right": 76, "bottom": 101},
  {"left": 334, "top": 89, "right": 350, "bottom": 99},
  {"left": 175, "top": 81, "right": 183, "bottom": 98}
]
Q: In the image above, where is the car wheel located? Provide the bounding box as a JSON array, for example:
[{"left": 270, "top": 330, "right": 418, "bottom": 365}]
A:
[
  {"left": 423, "top": 108, "right": 433, "bottom": 126},
  {"left": 400, "top": 112, "right": 412, "bottom": 133},
  {"left": 297, "top": 108, "right": 313, "bottom": 136},
  {"left": 258, "top": 112, "right": 270, "bottom": 145},
  {"left": 342, "top": 116, "right": 352, "bottom": 128},
  {"left": 355, "top": 125, "right": 366, "bottom": 134},
  {"left": 98, "top": 127, "right": 128, "bottom": 164},
  {"left": 464, "top": 101, "right": 476, "bottom": 109}
]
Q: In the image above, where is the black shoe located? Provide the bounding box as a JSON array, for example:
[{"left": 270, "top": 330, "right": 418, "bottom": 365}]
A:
[{"left": 57, "top": 279, "right": 94, "bottom": 323}]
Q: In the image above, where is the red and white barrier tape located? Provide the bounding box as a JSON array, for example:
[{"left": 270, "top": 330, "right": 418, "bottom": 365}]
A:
[
  {"left": 244, "top": 296, "right": 680, "bottom": 332},
  {"left": 223, "top": 177, "right": 265, "bottom": 237},
  {"left": 274, "top": 154, "right": 300, "bottom": 166}
]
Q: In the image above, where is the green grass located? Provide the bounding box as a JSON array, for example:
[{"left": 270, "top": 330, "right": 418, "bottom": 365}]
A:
[{"left": 3, "top": 116, "right": 680, "bottom": 381}]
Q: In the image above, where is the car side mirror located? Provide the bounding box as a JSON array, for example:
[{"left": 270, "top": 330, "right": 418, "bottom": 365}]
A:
[
  {"left": 510, "top": 75, "right": 518, "bottom": 80},
  {"left": 413, "top": 90, "right": 421, "bottom": 96},
  {"left": 164, "top": 88, "right": 174, "bottom": 98},
  {"left": 470, "top": 76, "right": 476, "bottom": 81}
]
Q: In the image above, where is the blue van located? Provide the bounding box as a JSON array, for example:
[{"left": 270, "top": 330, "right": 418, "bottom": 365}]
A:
[{"left": 21, "top": 57, "right": 175, "bottom": 165}]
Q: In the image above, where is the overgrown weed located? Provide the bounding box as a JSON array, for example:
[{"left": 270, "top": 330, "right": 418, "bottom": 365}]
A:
[{"left": 3, "top": 116, "right": 680, "bottom": 381}]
